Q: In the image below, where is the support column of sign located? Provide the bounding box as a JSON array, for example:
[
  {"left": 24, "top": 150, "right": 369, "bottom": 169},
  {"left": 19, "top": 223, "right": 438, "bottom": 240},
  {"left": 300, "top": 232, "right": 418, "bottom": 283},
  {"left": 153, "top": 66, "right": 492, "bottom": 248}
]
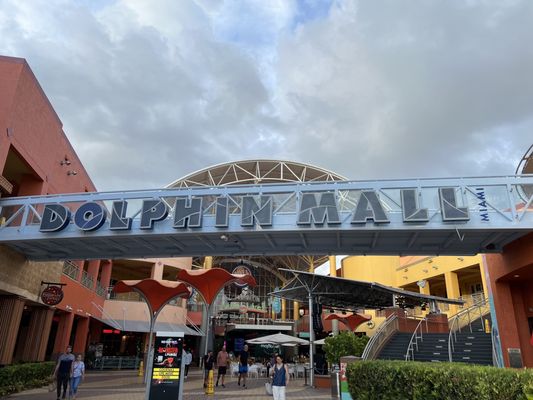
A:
[
  {"left": 199, "top": 256, "right": 213, "bottom": 362},
  {"left": 20, "top": 307, "right": 54, "bottom": 362},
  {"left": 329, "top": 256, "right": 339, "bottom": 336},
  {"left": 308, "top": 292, "right": 315, "bottom": 388}
]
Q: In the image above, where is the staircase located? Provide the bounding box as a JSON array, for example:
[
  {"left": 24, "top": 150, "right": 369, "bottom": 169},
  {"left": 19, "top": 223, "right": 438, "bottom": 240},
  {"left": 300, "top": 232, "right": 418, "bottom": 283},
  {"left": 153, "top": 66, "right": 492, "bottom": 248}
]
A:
[
  {"left": 411, "top": 333, "right": 449, "bottom": 362},
  {"left": 451, "top": 332, "right": 493, "bottom": 365},
  {"left": 373, "top": 298, "right": 493, "bottom": 365},
  {"left": 375, "top": 333, "right": 411, "bottom": 360}
]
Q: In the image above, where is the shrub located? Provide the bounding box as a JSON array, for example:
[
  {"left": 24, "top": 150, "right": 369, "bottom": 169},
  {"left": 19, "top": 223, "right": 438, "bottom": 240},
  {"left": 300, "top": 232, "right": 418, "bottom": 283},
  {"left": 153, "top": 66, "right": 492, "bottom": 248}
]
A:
[
  {"left": 323, "top": 332, "right": 369, "bottom": 364},
  {"left": 0, "top": 362, "right": 55, "bottom": 397},
  {"left": 346, "top": 361, "right": 533, "bottom": 400}
]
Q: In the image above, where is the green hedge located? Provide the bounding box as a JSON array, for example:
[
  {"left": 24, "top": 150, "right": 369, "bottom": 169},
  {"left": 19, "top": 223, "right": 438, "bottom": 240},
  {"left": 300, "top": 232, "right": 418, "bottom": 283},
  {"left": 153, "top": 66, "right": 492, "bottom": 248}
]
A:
[
  {"left": 346, "top": 360, "right": 533, "bottom": 400},
  {"left": 0, "top": 362, "right": 55, "bottom": 397}
]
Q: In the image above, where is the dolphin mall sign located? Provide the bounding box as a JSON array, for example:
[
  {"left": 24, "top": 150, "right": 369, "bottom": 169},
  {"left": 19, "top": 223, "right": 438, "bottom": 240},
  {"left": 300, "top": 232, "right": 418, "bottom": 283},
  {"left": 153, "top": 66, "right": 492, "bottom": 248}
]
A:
[{"left": 0, "top": 176, "right": 531, "bottom": 260}]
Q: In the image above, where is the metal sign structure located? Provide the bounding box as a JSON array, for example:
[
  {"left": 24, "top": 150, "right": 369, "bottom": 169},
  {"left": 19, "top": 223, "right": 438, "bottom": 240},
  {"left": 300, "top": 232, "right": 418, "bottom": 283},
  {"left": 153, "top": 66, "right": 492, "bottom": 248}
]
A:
[{"left": 0, "top": 175, "right": 532, "bottom": 260}]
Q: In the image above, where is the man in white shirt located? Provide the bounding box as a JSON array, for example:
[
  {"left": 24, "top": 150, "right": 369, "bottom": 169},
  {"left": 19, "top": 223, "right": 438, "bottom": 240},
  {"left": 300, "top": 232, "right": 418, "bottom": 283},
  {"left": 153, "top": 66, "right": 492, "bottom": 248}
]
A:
[{"left": 184, "top": 349, "right": 193, "bottom": 379}]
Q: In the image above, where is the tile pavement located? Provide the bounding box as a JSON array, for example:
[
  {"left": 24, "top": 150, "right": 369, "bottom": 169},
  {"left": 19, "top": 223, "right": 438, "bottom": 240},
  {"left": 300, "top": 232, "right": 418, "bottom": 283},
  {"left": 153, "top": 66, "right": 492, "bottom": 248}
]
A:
[{"left": 6, "top": 368, "right": 331, "bottom": 400}]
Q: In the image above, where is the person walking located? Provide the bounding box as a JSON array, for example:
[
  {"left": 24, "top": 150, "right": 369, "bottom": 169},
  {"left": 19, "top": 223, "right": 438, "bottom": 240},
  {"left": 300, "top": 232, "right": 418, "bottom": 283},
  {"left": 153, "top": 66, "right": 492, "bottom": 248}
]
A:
[
  {"left": 215, "top": 345, "right": 229, "bottom": 388},
  {"left": 54, "top": 345, "right": 75, "bottom": 400},
  {"left": 237, "top": 344, "right": 249, "bottom": 389},
  {"left": 184, "top": 348, "right": 192, "bottom": 379},
  {"left": 270, "top": 355, "right": 289, "bottom": 400},
  {"left": 69, "top": 354, "right": 85, "bottom": 399},
  {"left": 203, "top": 350, "right": 214, "bottom": 388}
]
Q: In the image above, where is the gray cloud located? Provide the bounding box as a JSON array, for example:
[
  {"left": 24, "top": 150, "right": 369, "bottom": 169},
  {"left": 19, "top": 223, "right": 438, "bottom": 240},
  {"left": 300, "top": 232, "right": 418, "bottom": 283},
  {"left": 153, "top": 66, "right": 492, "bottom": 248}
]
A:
[{"left": 0, "top": 0, "right": 531, "bottom": 191}]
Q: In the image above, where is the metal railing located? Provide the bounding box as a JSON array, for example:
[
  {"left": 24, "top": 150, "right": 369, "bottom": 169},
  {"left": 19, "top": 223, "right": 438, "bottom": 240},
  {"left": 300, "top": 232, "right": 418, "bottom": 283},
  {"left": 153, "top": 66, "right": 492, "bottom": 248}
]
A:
[
  {"left": 95, "top": 281, "right": 107, "bottom": 298},
  {"left": 361, "top": 314, "right": 399, "bottom": 360},
  {"left": 447, "top": 297, "right": 490, "bottom": 362},
  {"left": 62, "top": 260, "right": 80, "bottom": 280},
  {"left": 491, "top": 326, "right": 504, "bottom": 368},
  {"left": 80, "top": 270, "right": 94, "bottom": 289},
  {"left": 405, "top": 317, "right": 429, "bottom": 361},
  {"left": 108, "top": 290, "right": 144, "bottom": 302},
  {"left": 93, "top": 356, "right": 141, "bottom": 370}
]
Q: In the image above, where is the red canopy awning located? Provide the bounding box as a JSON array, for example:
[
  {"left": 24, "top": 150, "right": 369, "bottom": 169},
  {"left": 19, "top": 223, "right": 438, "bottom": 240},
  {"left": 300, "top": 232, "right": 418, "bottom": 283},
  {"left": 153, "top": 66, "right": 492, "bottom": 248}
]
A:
[
  {"left": 325, "top": 312, "right": 372, "bottom": 331},
  {"left": 176, "top": 268, "right": 256, "bottom": 305},
  {"left": 114, "top": 279, "right": 191, "bottom": 315}
]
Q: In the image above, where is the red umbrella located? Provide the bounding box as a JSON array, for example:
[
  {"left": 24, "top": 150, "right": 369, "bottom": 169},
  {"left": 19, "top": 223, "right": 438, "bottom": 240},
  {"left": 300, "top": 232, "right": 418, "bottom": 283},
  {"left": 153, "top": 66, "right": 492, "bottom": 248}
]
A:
[
  {"left": 114, "top": 279, "right": 191, "bottom": 315},
  {"left": 176, "top": 268, "right": 256, "bottom": 305},
  {"left": 325, "top": 312, "right": 372, "bottom": 331}
]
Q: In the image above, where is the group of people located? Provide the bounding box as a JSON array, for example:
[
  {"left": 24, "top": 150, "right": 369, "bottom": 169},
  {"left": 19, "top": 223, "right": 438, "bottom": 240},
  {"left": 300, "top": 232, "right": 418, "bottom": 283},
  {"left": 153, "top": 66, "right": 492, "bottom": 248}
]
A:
[
  {"left": 54, "top": 345, "right": 85, "bottom": 400},
  {"left": 202, "top": 344, "right": 290, "bottom": 400}
]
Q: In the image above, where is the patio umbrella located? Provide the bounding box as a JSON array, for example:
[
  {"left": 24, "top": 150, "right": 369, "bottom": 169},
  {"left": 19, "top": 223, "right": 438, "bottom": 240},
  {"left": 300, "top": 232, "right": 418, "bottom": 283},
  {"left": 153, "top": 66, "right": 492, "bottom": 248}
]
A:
[
  {"left": 246, "top": 332, "right": 309, "bottom": 345},
  {"left": 314, "top": 338, "right": 327, "bottom": 345}
]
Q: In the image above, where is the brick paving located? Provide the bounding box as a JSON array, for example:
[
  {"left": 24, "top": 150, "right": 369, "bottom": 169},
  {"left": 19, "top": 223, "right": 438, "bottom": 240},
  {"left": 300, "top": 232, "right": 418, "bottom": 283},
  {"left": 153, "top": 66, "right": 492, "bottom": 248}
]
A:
[{"left": 6, "top": 368, "right": 331, "bottom": 400}]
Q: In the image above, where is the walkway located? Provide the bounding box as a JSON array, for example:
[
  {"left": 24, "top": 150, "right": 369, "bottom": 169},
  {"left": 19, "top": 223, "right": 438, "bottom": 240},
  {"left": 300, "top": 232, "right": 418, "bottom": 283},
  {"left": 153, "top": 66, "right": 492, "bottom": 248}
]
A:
[{"left": 7, "top": 368, "right": 330, "bottom": 400}]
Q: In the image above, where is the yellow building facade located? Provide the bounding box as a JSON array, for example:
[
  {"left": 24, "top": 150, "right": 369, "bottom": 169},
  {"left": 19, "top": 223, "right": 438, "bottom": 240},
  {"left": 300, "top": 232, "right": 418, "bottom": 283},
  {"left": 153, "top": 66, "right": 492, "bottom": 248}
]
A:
[{"left": 339, "top": 255, "right": 488, "bottom": 336}]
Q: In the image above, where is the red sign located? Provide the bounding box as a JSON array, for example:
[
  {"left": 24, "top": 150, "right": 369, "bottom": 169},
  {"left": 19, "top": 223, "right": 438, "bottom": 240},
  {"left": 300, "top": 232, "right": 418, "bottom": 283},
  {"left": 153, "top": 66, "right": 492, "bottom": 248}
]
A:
[{"left": 41, "top": 285, "right": 64, "bottom": 305}]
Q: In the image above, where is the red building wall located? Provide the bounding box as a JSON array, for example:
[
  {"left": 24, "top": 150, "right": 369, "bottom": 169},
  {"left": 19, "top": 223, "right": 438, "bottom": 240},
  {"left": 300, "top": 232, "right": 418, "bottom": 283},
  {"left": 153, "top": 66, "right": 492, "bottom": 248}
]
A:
[{"left": 486, "top": 232, "right": 533, "bottom": 367}]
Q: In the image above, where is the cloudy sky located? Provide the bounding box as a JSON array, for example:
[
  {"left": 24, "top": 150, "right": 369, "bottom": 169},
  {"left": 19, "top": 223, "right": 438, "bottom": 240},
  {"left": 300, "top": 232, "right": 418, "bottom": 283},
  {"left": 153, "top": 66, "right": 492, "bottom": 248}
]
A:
[{"left": 0, "top": 0, "right": 531, "bottom": 191}]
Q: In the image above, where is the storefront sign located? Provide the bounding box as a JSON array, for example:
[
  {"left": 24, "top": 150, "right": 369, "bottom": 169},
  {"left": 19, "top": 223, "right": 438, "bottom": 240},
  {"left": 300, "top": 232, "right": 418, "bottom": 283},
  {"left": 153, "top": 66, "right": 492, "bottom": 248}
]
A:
[
  {"left": 149, "top": 331, "right": 185, "bottom": 400},
  {"left": 38, "top": 187, "right": 474, "bottom": 234},
  {"left": 40, "top": 285, "right": 64, "bottom": 305}
]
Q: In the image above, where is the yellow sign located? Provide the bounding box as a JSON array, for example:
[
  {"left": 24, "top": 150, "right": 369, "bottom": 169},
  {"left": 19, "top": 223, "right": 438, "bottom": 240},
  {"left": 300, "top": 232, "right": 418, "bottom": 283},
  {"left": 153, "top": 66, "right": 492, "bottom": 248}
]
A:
[{"left": 152, "top": 368, "right": 180, "bottom": 380}]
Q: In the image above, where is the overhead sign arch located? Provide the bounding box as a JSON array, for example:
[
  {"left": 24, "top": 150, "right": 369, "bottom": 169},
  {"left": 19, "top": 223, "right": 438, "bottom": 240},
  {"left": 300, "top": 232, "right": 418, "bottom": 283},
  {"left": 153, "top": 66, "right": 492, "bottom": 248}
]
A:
[{"left": 0, "top": 175, "right": 532, "bottom": 260}]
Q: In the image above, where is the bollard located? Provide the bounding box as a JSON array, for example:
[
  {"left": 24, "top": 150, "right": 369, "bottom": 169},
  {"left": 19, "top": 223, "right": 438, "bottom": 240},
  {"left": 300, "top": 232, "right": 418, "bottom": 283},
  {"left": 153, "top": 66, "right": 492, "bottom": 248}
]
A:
[
  {"left": 138, "top": 360, "right": 144, "bottom": 377},
  {"left": 205, "top": 369, "right": 214, "bottom": 395}
]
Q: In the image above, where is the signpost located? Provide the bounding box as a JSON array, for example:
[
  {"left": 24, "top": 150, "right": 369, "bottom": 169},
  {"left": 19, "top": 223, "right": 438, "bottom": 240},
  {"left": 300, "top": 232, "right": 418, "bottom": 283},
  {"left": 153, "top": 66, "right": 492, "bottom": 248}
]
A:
[{"left": 149, "top": 332, "right": 185, "bottom": 400}]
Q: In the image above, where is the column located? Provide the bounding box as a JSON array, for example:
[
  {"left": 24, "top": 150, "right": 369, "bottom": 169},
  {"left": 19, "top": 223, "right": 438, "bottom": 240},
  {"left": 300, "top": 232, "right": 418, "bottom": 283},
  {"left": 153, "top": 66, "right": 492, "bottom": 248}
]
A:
[
  {"left": 293, "top": 301, "right": 300, "bottom": 321},
  {"left": 73, "top": 317, "right": 90, "bottom": 354},
  {"left": 479, "top": 262, "right": 489, "bottom": 299},
  {"left": 419, "top": 280, "right": 431, "bottom": 296},
  {"left": 0, "top": 297, "right": 25, "bottom": 365},
  {"left": 203, "top": 256, "right": 213, "bottom": 269},
  {"left": 281, "top": 298, "right": 286, "bottom": 320},
  {"left": 329, "top": 256, "right": 339, "bottom": 335},
  {"left": 444, "top": 272, "right": 461, "bottom": 316},
  {"left": 150, "top": 261, "right": 163, "bottom": 280},
  {"left": 87, "top": 260, "right": 100, "bottom": 290},
  {"left": 53, "top": 312, "right": 75, "bottom": 356},
  {"left": 99, "top": 260, "right": 113, "bottom": 290},
  {"left": 21, "top": 307, "right": 54, "bottom": 362}
]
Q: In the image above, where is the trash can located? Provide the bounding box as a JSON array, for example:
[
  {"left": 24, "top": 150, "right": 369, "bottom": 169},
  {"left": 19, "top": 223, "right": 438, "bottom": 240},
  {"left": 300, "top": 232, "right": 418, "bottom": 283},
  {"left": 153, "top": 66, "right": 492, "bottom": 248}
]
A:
[{"left": 331, "top": 371, "right": 340, "bottom": 399}]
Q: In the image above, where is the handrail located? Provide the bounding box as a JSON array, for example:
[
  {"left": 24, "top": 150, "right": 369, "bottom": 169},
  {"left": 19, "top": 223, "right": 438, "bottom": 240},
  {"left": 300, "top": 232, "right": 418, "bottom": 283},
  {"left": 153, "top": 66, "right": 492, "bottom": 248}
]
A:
[
  {"left": 491, "top": 326, "right": 504, "bottom": 368},
  {"left": 404, "top": 317, "right": 428, "bottom": 361},
  {"left": 362, "top": 314, "right": 399, "bottom": 360},
  {"left": 447, "top": 297, "right": 489, "bottom": 362}
]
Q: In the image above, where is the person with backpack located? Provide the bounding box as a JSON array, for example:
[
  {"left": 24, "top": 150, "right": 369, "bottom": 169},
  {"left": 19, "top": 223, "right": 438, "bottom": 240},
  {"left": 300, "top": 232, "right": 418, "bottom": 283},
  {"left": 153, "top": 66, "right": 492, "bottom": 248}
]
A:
[{"left": 270, "top": 354, "right": 289, "bottom": 400}]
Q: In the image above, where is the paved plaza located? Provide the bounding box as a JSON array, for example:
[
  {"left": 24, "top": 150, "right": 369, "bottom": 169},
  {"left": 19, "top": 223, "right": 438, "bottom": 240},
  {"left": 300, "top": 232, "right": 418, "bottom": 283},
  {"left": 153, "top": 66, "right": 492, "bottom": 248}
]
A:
[{"left": 6, "top": 369, "right": 331, "bottom": 400}]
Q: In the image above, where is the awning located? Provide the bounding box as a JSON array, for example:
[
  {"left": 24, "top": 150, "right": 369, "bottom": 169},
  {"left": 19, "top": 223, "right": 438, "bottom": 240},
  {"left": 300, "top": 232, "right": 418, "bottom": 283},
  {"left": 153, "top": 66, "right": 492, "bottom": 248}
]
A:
[
  {"left": 101, "top": 319, "right": 202, "bottom": 336},
  {"left": 270, "top": 269, "right": 464, "bottom": 311}
]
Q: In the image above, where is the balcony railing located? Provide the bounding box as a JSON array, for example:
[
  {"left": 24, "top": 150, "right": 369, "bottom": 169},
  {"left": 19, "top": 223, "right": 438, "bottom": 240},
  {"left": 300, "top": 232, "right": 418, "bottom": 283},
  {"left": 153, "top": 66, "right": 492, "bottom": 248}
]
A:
[
  {"left": 62, "top": 260, "right": 80, "bottom": 280},
  {"left": 80, "top": 270, "right": 94, "bottom": 289},
  {"left": 62, "top": 261, "right": 106, "bottom": 298}
]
